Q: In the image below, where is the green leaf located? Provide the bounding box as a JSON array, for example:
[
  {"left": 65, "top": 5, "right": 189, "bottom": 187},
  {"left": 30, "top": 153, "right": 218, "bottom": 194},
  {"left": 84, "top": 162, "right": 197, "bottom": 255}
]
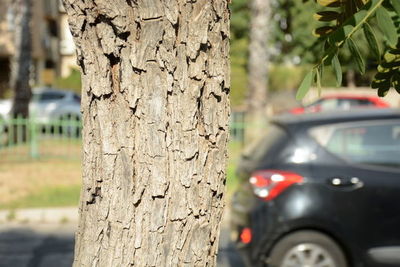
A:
[
  {"left": 393, "top": 73, "right": 400, "bottom": 94},
  {"left": 391, "top": 0, "right": 400, "bottom": 15},
  {"left": 317, "top": 0, "right": 341, "bottom": 7},
  {"left": 363, "top": 23, "right": 381, "bottom": 61},
  {"left": 314, "top": 11, "right": 341, "bottom": 21},
  {"left": 378, "top": 86, "right": 390, "bottom": 97},
  {"left": 320, "top": 0, "right": 382, "bottom": 68},
  {"left": 331, "top": 54, "right": 342, "bottom": 86},
  {"left": 296, "top": 70, "right": 314, "bottom": 100},
  {"left": 347, "top": 38, "right": 365, "bottom": 74},
  {"left": 324, "top": 0, "right": 381, "bottom": 47},
  {"left": 328, "top": 25, "right": 354, "bottom": 46},
  {"left": 376, "top": 7, "right": 398, "bottom": 47}
]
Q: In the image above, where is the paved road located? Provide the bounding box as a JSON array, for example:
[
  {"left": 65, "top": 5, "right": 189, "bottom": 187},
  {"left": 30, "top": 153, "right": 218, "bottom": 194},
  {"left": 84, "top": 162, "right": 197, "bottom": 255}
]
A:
[
  {"left": 0, "top": 222, "right": 244, "bottom": 267},
  {"left": 0, "top": 223, "right": 74, "bottom": 267}
]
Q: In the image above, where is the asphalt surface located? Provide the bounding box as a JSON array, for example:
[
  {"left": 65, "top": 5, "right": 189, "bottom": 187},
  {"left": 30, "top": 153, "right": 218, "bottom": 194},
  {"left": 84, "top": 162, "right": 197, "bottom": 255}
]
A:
[{"left": 0, "top": 222, "right": 244, "bottom": 267}]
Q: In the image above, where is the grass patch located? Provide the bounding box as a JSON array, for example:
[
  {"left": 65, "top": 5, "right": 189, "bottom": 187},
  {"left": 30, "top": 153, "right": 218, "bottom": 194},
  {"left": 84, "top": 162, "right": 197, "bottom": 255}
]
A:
[
  {"left": 0, "top": 138, "right": 244, "bottom": 209},
  {"left": 226, "top": 141, "right": 244, "bottom": 196},
  {"left": 0, "top": 185, "right": 81, "bottom": 210},
  {"left": 0, "top": 144, "right": 82, "bottom": 205}
]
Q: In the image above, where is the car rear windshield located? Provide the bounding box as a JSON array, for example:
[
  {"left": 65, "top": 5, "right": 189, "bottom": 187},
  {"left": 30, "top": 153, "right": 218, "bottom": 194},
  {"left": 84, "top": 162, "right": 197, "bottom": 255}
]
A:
[
  {"left": 309, "top": 120, "right": 400, "bottom": 168},
  {"left": 241, "top": 123, "right": 288, "bottom": 163}
]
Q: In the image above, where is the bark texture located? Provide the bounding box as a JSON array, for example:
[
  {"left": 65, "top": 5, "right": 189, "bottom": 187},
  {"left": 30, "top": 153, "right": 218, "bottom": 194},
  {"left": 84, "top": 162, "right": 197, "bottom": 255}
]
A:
[
  {"left": 62, "top": 1, "right": 230, "bottom": 266},
  {"left": 246, "top": 0, "right": 270, "bottom": 114},
  {"left": 10, "top": 0, "right": 32, "bottom": 118}
]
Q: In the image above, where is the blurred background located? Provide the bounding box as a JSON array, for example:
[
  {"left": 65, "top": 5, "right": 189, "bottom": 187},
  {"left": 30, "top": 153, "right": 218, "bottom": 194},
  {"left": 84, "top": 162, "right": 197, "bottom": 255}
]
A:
[{"left": 0, "top": 0, "right": 399, "bottom": 266}]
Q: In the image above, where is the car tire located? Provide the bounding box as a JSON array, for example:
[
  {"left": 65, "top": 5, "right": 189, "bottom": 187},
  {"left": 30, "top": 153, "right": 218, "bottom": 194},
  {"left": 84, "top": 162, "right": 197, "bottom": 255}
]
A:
[{"left": 268, "top": 230, "right": 347, "bottom": 267}]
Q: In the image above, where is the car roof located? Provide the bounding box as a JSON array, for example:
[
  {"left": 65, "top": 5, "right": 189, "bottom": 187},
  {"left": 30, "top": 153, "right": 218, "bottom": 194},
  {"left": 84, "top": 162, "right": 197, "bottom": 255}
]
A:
[
  {"left": 322, "top": 94, "right": 379, "bottom": 100},
  {"left": 273, "top": 108, "right": 400, "bottom": 129}
]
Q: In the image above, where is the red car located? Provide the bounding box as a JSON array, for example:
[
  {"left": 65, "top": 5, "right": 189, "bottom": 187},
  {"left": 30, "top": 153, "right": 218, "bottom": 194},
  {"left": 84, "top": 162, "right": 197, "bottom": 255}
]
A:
[{"left": 290, "top": 94, "right": 390, "bottom": 114}]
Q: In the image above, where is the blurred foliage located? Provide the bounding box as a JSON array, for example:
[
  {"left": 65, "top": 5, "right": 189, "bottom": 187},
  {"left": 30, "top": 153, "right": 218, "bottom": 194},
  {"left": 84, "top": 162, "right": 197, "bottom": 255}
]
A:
[
  {"left": 53, "top": 68, "right": 82, "bottom": 94},
  {"left": 231, "top": 37, "right": 248, "bottom": 107},
  {"left": 231, "top": 0, "right": 323, "bottom": 64},
  {"left": 229, "top": 0, "right": 340, "bottom": 107},
  {"left": 231, "top": 0, "right": 250, "bottom": 40},
  {"left": 229, "top": 0, "right": 391, "bottom": 105},
  {"left": 269, "top": 65, "right": 308, "bottom": 92},
  {"left": 271, "top": 0, "right": 322, "bottom": 64},
  {"left": 269, "top": 65, "right": 337, "bottom": 92},
  {"left": 268, "top": 65, "right": 297, "bottom": 92},
  {"left": 295, "top": 0, "right": 400, "bottom": 98},
  {"left": 230, "top": 0, "right": 249, "bottom": 107}
]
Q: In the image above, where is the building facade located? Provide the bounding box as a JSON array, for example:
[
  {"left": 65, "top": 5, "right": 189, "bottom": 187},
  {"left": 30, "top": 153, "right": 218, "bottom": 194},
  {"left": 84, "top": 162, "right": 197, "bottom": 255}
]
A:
[{"left": 0, "top": 0, "right": 77, "bottom": 97}]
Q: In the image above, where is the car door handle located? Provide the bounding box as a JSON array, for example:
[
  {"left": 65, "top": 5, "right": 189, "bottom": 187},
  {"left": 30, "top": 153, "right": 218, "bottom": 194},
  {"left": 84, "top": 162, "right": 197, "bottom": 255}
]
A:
[{"left": 328, "top": 177, "right": 364, "bottom": 188}]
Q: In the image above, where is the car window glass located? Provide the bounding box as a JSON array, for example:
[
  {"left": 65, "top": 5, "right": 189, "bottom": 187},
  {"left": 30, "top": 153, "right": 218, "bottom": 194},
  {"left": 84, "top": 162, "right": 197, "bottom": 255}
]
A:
[
  {"left": 307, "top": 99, "right": 323, "bottom": 108},
  {"left": 357, "top": 99, "right": 373, "bottom": 106},
  {"left": 241, "top": 124, "right": 287, "bottom": 162},
  {"left": 310, "top": 120, "right": 400, "bottom": 168},
  {"left": 38, "top": 91, "right": 65, "bottom": 101},
  {"left": 338, "top": 99, "right": 353, "bottom": 109},
  {"left": 339, "top": 99, "right": 373, "bottom": 107},
  {"left": 341, "top": 99, "right": 369, "bottom": 107},
  {"left": 320, "top": 99, "right": 338, "bottom": 110}
]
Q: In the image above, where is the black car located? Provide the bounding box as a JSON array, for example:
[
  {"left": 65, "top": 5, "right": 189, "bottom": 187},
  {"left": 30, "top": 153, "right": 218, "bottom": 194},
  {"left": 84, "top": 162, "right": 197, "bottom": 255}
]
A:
[{"left": 230, "top": 108, "right": 400, "bottom": 267}]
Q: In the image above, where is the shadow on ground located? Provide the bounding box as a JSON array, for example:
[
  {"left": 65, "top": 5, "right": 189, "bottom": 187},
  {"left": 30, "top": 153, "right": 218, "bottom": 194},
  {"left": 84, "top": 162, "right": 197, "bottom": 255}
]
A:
[
  {"left": 0, "top": 223, "right": 244, "bottom": 267},
  {"left": 0, "top": 224, "right": 74, "bottom": 267}
]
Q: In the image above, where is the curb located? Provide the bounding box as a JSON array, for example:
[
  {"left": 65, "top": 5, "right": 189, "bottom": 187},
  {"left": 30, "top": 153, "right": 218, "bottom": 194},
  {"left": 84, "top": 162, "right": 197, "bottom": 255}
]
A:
[{"left": 0, "top": 207, "right": 78, "bottom": 224}]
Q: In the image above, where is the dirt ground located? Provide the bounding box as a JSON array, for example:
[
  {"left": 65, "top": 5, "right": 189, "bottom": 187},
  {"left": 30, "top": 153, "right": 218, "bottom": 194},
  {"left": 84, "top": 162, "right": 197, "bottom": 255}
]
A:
[{"left": 0, "top": 142, "right": 81, "bottom": 205}]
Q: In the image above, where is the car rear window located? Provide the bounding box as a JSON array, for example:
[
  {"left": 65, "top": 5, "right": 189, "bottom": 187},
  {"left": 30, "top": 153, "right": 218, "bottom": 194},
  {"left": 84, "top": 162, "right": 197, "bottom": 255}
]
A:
[
  {"left": 241, "top": 124, "right": 288, "bottom": 162},
  {"left": 310, "top": 120, "right": 400, "bottom": 168}
]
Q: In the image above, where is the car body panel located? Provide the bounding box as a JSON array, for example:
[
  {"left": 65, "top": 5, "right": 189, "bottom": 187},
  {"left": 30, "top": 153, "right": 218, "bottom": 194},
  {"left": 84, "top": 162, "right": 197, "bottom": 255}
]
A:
[
  {"left": 0, "top": 88, "right": 81, "bottom": 123},
  {"left": 230, "top": 109, "right": 400, "bottom": 267},
  {"left": 290, "top": 95, "right": 390, "bottom": 114}
]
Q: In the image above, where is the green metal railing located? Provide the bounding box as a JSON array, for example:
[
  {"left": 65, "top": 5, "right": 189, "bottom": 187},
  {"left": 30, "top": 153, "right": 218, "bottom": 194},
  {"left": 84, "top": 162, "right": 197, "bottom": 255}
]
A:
[
  {"left": 0, "top": 116, "right": 82, "bottom": 160},
  {"left": 1, "top": 112, "right": 265, "bottom": 160}
]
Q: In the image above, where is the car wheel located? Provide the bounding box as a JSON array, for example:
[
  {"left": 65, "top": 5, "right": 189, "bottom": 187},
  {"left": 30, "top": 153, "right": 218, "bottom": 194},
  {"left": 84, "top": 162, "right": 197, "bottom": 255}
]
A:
[{"left": 268, "top": 230, "right": 347, "bottom": 267}]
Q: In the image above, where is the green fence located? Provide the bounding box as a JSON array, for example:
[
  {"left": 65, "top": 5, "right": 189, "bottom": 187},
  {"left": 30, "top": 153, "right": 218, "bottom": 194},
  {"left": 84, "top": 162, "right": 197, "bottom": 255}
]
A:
[
  {"left": 0, "top": 112, "right": 265, "bottom": 161},
  {"left": 0, "top": 117, "right": 82, "bottom": 161}
]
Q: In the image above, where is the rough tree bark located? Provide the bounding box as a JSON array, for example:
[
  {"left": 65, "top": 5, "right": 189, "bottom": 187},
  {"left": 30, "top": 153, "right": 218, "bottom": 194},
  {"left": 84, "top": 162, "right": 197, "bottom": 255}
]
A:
[
  {"left": 245, "top": 0, "right": 271, "bottom": 142},
  {"left": 10, "top": 0, "right": 32, "bottom": 118},
  {"left": 62, "top": 1, "right": 230, "bottom": 266}
]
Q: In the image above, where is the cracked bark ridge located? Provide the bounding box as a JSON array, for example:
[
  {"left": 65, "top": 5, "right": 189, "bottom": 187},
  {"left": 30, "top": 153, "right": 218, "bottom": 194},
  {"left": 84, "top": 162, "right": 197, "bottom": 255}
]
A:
[{"left": 62, "top": 0, "right": 230, "bottom": 266}]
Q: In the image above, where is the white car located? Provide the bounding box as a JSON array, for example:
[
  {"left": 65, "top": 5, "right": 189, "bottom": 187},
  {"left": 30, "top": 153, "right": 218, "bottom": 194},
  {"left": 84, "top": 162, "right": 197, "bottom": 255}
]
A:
[{"left": 0, "top": 87, "right": 81, "bottom": 124}]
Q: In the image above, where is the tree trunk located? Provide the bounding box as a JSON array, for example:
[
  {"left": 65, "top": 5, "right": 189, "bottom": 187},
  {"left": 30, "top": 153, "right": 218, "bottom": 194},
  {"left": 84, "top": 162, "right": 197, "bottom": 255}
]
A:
[
  {"left": 10, "top": 0, "right": 32, "bottom": 118},
  {"left": 62, "top": 1, "right": 230, "bottom": 266},
  {"left": 346, "top": 69, "right": 356, "bottom": 88},
  {"left": 246, "top": 0, "right": 270, "bottom": 142}
]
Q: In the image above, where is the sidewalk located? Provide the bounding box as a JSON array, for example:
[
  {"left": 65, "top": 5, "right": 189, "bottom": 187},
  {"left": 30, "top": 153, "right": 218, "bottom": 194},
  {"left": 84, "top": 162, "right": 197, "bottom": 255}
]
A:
[{"left": 0, "top": 207, "right": 78, "bottom": 224}]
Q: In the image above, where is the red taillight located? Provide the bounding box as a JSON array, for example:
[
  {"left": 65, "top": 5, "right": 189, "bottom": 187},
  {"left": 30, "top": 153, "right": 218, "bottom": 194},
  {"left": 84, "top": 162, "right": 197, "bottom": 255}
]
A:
[
  {"left": 249, "top": 170, "right": 303, "bottom": 201},
  {"left": 240, "top": 227, "right": 252, "bottom": 244}
]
